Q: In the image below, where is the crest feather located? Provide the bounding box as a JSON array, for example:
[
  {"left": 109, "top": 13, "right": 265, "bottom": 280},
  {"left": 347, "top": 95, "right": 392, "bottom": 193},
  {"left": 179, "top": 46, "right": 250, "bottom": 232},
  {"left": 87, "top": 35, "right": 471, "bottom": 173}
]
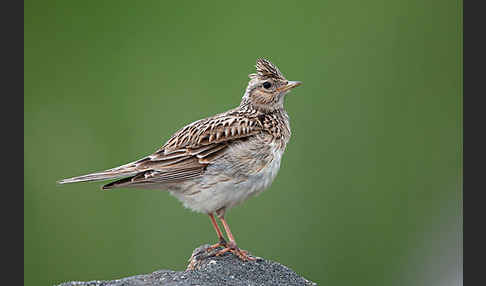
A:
[{"left": 254, "top": 58, "right": 285, "bottom": 80}]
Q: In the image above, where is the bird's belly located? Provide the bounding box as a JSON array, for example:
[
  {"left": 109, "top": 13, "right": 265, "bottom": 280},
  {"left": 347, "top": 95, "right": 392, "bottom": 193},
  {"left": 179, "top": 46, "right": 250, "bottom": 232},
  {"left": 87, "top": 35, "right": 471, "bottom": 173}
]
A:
[{"left": 169, "top": 147, "right": 284, "bottom": 214}]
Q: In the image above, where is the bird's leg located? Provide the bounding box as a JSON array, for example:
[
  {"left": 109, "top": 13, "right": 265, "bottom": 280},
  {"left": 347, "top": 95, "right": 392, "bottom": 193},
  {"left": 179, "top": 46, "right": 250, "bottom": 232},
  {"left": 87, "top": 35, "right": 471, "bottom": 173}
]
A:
[
  {"left": 215, "top": 213, "right": 256, "bottom": 261},
  {"left": 206, "top": 213, "right": 227, "bottom": 251}
]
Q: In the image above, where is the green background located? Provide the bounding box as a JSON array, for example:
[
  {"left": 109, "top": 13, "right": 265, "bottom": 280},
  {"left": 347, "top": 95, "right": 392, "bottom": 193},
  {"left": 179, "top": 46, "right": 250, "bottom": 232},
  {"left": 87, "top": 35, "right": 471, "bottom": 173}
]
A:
[{"left": 24, "top": 1, "right": 462, "bottom": 285}]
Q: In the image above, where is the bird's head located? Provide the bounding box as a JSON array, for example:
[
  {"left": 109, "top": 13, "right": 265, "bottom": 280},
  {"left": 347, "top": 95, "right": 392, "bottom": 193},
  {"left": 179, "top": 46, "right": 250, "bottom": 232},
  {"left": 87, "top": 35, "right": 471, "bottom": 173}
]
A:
[{"left": 241, "top": 58, "right": 301, "bottom": 113}]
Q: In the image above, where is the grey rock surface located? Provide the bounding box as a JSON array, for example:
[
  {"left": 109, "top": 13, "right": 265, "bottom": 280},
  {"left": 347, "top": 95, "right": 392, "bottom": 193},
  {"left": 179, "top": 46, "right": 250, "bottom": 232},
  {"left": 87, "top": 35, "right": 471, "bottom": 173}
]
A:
[{"left": 56, "top": 244, "right": 316, "bottom": 286}]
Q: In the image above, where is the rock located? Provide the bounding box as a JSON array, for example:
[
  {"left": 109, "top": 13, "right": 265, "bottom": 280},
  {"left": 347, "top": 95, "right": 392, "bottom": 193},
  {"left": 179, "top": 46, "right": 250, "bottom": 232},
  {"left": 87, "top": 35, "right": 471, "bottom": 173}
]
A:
[{"left": 56, "top": 244, "right": 316, "bottom": 286}]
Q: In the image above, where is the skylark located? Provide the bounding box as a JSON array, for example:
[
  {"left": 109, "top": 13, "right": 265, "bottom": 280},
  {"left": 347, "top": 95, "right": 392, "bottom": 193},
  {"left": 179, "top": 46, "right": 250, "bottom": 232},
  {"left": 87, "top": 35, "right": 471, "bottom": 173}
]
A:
[{"left": 58, "top": 58, "right": 302, "bottom": 261}]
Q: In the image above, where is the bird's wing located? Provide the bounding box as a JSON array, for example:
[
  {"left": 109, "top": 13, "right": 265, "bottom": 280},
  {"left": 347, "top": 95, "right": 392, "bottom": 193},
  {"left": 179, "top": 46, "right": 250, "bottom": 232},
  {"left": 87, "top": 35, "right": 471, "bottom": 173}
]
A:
[
  {"left": 101, "top": 112, "right": 264, "bottom": 189},
  {"left": 58, "top": 111, "right": 265, "bottom": 189},
  {"left": 160, "top": 111, "right": 264, "bottom": 153}
]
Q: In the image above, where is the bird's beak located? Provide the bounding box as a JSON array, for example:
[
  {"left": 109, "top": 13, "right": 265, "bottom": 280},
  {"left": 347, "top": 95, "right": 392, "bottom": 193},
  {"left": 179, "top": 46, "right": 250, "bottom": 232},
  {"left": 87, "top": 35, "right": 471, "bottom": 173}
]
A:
[{"left": 278, "top": 81, "right": 302, "bottom": 92}]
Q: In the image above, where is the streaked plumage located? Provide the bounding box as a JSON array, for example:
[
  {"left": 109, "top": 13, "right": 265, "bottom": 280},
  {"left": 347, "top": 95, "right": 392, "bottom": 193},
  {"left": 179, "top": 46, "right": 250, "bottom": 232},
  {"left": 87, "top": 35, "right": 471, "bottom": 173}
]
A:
[{"left": 58, "top": 58, "right": 301, "bottom": 261}]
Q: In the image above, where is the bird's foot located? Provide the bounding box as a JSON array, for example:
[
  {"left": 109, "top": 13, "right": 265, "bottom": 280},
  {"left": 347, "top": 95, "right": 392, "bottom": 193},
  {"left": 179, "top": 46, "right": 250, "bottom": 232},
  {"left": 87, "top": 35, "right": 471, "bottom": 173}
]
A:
[
  {"left": 206, "top": 238, "right": 228, "bottom": 252},
  {"left": 215, "top": 241, "right": 256, "bottom": 261}
]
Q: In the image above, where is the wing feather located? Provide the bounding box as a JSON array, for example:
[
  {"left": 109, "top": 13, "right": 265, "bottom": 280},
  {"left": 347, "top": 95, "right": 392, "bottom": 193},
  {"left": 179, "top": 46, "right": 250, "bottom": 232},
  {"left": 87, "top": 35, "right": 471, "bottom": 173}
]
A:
[
  {"left": 97, "top": 112, "right": 264, "bottom": 189},
  {"left": 162, "top": 112, "right": 263, "bottom": 152}
]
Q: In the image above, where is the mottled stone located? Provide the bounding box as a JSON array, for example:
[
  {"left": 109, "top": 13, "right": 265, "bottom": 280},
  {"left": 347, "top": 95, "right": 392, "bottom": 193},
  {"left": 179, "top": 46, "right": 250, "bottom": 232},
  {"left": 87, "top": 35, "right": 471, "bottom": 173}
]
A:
[{"left": 56, "top": 244, "right": 316, "bottom": 286}]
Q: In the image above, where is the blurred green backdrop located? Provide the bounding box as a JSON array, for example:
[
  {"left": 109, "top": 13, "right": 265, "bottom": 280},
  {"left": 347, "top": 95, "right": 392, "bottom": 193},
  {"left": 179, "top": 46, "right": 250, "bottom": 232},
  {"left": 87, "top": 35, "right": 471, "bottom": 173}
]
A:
[{"left": 24, "top": 0, "right": 462, "bottom": 285}]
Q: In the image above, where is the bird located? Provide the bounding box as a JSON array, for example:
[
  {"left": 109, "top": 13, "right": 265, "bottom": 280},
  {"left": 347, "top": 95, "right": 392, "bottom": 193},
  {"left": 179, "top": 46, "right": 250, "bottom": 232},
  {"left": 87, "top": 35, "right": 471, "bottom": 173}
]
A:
[{"left": 58, "top": 58, "right": 302, "bottom": 261}]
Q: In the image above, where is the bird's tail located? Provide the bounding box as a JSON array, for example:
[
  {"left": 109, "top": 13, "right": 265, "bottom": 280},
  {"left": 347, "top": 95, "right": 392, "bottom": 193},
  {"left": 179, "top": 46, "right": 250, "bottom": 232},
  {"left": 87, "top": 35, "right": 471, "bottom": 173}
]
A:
[{"left": 57, "top": 162, "right": 140, "bottom": 185}]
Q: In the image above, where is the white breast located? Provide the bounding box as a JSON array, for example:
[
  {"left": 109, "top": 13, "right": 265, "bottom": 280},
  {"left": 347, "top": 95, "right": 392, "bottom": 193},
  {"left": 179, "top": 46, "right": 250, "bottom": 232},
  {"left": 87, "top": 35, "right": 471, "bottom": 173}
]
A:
[
  {"left": 243, "top": 147, "right": 284, "bottom": 197},
  {"left": 169, "top": 145, "right": 285, "bottom": 214}
]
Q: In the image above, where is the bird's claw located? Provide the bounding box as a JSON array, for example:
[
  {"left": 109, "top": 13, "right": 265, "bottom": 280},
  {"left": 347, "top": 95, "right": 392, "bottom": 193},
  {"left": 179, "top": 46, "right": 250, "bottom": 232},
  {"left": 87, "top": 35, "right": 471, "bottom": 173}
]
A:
[
  {"left": 215, "top": 245, "right": 256, "bottom": 261},
  {"left": 206, "top": 239, "right": 228, "bottom": 252}
]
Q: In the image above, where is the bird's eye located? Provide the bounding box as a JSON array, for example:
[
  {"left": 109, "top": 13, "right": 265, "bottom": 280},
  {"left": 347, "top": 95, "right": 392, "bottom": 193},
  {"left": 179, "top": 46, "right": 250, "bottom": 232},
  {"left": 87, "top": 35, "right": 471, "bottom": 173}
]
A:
[{"left": 263, "top": 82, "right": 272, "bottom": 89}]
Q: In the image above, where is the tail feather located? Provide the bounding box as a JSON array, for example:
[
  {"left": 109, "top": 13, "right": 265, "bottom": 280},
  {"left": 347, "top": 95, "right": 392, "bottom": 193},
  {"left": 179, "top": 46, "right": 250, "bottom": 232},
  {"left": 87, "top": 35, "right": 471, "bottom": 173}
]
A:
[
  {"left": 57, "top": 169, "right": 138, "bottom": 185},
  {"left": 101, "top": 175, "right": 139, "bottom": 190}
]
